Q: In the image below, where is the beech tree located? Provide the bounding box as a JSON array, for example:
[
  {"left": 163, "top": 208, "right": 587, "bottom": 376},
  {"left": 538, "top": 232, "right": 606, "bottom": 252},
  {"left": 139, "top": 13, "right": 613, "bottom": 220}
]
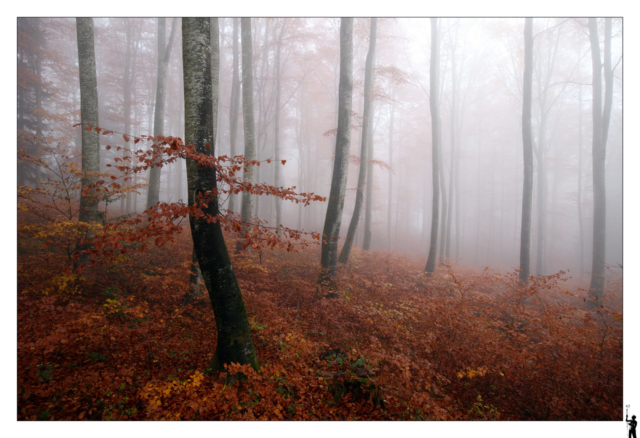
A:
[
  {"left": 519, "top": 18, "right": 534, "bottom": 284},
  {"left": 228, "top": 17, "right": 241, "bottom": 214},
  {"left": 182, "top": 17, "right": 258, "bottom": 370},
  {"left": 240, "top": 18, "right": 257, "bottom": 236},
  {"left": 146, "top": 17, "right": 178, "bottom": 210},
  {"left": 424, "top": 18, "right": 441, "bottom": 275},
  {"left": 76, "top": 17, "right": 100, "bottom": 224},
  {"left": 320, "top": 17, "right": 353, "bottom": 285},
  {"left": 587, "top": 18, "right": 614, "bottom": 303},
  {"left": 339, "top": 17, "right": 376, "bottom": 264}
]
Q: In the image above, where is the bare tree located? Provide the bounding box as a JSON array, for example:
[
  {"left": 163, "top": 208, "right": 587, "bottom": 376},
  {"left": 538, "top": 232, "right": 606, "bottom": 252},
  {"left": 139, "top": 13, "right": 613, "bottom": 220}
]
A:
[
  {"left": 425, "top": 18, "right": 442, "bottom": 275},
  {"left": 182, "top": 17, "right": 258, "bottom": 371},
  {"left": 519, "top": 18, "right": 534, "bottom": 284},
  {"left": 588, "top": 18, "right": 614, "bottom": 303},
  {"left": 319, "top": 17, "right": 353, "bottom": 286},
  {"left": 339, "top": 17, "right": 377, "bottom": 264},
  {"left": 146, "top": 17, "right": 178, "bottom": 210},
  {"left": 76, "top": 17, "right": 100, "bottom": 224},
  {"left": 228, "top": 18, "right": 241, "bottom": 214},
  {"left": 239, "top": 18, "right": 257, "bottom": 244}
]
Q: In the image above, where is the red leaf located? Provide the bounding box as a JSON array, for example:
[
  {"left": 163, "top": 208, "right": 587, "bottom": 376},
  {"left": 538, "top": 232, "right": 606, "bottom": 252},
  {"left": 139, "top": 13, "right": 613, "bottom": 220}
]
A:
[{"left": 123, "top": 134, "right": 130, "bottom": 142}]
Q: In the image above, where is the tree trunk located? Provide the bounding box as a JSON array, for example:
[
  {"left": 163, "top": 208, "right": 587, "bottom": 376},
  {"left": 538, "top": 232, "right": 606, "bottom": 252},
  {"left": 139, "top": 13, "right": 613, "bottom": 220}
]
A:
[
  {"left": 147, "top": 18, "right": 177, "bottom": 210},
  {"left": 387, "top": 100, "right": 394, "bottom": 251},
  {"left": 577, "top": 85, "right": 584, "bottom": 280},
  {"left": 319, "top": 17, "right": 353, "bottom": 286},
  {"left": 76, "top": 18, "right": 101, "bottom": 224},
  {"left": 445, "top": 41, "right": 457, "bottom": 261},
  {"left": 228, "top": 18, "right": 241, "bottom": 214},
  {"left": 339, "top": 18, "right": 376, "bottom": 264},
  {"left": 519, "top": 18, "right": 534, "bottom": 284},
  {"left": 363, "top": 98, "right": 376, "bottom": 251},
  {"left": 182, "top": 17, "right": 258, "bottom": 371},
  {"left": 274, "top": 20, "right": 285, "bottom": 234},
  {"left": 588, "top": 18, "right": 613, "bottom": 303},
  {"left": 424, "top": 18, "right": 441, "bottom": 274},
  {"left": 239, "top": 18, "right": 257, "bottom": 249}
]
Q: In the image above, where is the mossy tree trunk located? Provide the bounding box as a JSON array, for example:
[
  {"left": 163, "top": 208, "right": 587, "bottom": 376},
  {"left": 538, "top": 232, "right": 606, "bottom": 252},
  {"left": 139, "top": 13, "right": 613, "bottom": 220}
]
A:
[{"left": 182, "top": 17, "right": 258, "bottom": 371}]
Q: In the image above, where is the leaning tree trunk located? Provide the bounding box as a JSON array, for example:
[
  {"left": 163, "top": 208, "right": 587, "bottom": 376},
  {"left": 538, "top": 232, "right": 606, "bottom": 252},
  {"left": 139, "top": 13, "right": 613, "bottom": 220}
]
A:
[
  {"left": 519, "top": 18, "right": 534, "bottom": 285},
  {"left": 319, "top": 17, "right": 353, "bottom": 286},
  {"left": 339, "top": 17, "right": 377, "bottom": 264},
  {"left": 185, "top": 17, "right": 220, "bottom": 305},
  {"left": 239, "top": 17, "right": 257, "bottom": 249},
  {"left": 588, "top": 18, "right": 613, "bottom": 304},
  {"left": 387, "top": 100, "right": 394, "bottom": 251},
  {"left": 147, "top": 17, "right": 177, "bottom": 210},
  {"left": 76, "top": 17, "right": 100, "bottom": 224},
  {"left": 424, "top": 18, "right": 441, "bottom": 275},
  {"left": 182, "top": 17, "right": 258, "bottom": 371},
  {"left": 362, "top": 98, "right": 376, "bottom": 251},
  {"left": 228, "top": 18, "right": 241, "bottom": 214}
]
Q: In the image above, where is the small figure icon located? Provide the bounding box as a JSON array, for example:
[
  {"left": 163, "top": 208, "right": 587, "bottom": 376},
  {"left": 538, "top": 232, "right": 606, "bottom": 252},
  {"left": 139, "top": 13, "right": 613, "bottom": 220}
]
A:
[{"left": 628, "top": 414, "right": 637, "bottom": 438}]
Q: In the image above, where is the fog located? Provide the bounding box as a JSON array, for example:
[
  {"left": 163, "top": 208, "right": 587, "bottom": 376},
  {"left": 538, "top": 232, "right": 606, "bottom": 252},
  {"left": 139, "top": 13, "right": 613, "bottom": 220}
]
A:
[{"left": 18, "top": 17, "right": 623, "bottom": 278}]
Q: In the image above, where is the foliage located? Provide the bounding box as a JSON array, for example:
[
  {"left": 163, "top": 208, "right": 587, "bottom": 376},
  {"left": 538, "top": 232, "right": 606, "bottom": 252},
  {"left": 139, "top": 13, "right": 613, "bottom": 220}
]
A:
[{"left": 18, "top": 224, "right": 622, "bottom": 420}]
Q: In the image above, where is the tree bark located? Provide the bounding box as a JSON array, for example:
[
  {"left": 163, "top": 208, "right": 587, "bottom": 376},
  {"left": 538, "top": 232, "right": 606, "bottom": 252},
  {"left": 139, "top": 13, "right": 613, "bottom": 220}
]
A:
[
  {"left": 76, "top": 18, "right": 101, "bottom": 224},
  {"left": 387, "top": 100, "right": 395, "bottom": 251},
  {"left": 182, "top": 17, "right": 258, "bottom": 371},
  {"left": 519, "top": 18, "right": 534, "bottom": 284},
  {"left": 588, "top": 18, "right": 613, "bottom": 303},
  {"left": 228, "top": 18, "right": 241, "bottom": 214},
  {"left": 239, "top": 18, "right": 257, "bottom": 246},
  {"left": 319, "top": 17, "right": 353, "bottom": 285},
  {"left": 339, "top": 18, "right": 377, "bottom": 264},
  {"left": 147, "top": 17, "right": 178, "bottom": 210},
  {"left": 274, "top": 20, "right": 286, "bottom": 235},
  {"left": 424, "top": 18, "right": 441, "bottom": 275}
]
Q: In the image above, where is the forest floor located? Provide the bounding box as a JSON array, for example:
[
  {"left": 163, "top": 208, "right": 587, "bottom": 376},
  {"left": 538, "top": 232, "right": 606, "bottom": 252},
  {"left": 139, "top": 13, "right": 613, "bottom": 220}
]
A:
[{"left": 17, "top": 222, "right": 622, "bottom": 420}]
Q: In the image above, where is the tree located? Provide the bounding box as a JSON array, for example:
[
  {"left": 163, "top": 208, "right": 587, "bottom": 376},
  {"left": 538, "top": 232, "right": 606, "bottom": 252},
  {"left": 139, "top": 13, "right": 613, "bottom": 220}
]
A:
[
  {"left": 424, "top": 18, "right": 441, "bottom": 275},
  {"left": 339, "top": 18, "right": 377, "bottom": 264},
  {"left": 319, "top": 17, "right": 353, "bottom": 285},
  {"left": 588, "top": 18, "right": 614, "bottom": 303},
  {"left": 274, "top": 19, "right": 286, "bottom": 234},
  {"left": 181, "top": 17, "right": 258, "bottom": 371},
  {"left": 228, "top": 18, "right": 241, "bottom": 214},
  {"left": 146, "top": 18, "right": 178, "bottom": 210},
  {"left": 185, "top": 17, "right": 220, "bottom": 305},
  {"left": 519, "top": 18, "right": 534, "bottom": 284},
  {"left": 76, "top": 17, "right": 100, "bottom": 224},
  {"left": 240, "top": 18, "right": 257, "bottom": 242}
]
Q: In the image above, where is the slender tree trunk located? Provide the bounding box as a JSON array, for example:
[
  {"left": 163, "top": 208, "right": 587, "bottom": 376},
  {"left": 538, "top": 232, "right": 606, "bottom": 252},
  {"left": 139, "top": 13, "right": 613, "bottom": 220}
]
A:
[
  {"left": 438, "top": 150, "right": 448, "bottom": 262},
  {"left": 577, "top": 86, "right": 584, "bottom": 280},
  {"left": 519, "top": 18, "right": 534, "bottom": 284},
  {"left": 534, "top": 116, "right": 547, "bottom": 276},
  {"left": 182, "top": 17, "right": 258, "bottom": 371},
  {"left": 319, "top": 17, "right": 353, "bottom": 286},
  {"left": 588, "top": 18, "right": 613, "bottom": 303},
  {"left": 147, "top": 17, "right": 177, "bottom": 210},
  {"left": 239, "top": 18, "right": 258, "bottom": 250},
  {"left": 424, "top": 18, "right": 441, "bottom": 275},
  {"left": 228, "top": 18, "right": 241, "bottom": 214},
  {"left": 76, "top": 18, "right": 101, "bottom": 224},
  {"left": 445, "top": 43, "right": 457, "bottom": 260},
  {"left": 363, "top": 98, "right": 376, "bottom": 251},
  {"left": 274, "top": 20, "right": 285, "bottom": 234},
  {"left": 387, "top": 100, "right": 394, "bottom": 251},
  {"left": 339, "top": 18, "right": 376, "bottom": 264}
]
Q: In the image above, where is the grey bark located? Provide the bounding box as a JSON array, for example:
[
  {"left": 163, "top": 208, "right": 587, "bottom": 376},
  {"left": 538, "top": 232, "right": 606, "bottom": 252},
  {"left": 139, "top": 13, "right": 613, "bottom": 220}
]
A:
[
  {"left": 181, "top": 17, "right": 258, "bottom": 371},
  {"left": 319, "top": 17, "right": 353, "bottom": 285},
  {"left": 228, "top": 18, "right": 241, "bottom": 214},
  {"left": 274, "top": 20, "right": 286, "bottom": 234},
  {"left": 363, "top": 98, "right": 376, "bottom": 251},
  {"left": 146, "top": 17, "right": 178, "bottom": 210},
  {"left": 577, "top": 86, "right": 584, "bottom": 280},
  {"left": 387, "top": 100, "right": 395, "bottom": 251},
  {"left": 588, "top": 18, "right": 613, "bottom": 302},
  {"left": 519, "top": 18, "right": 534, "bottom": 284},
  {"left": 76, "top": 18, "right": 101, "bottom": 224},
  {"left": 239, "top": 18, "right": 257, "bottom": 242},
  {"left": 339, "top": 18, "right": 377, "bottom": 264},
  {"left": 425, "top": 18, "right": 442, "bottom": 275}
]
